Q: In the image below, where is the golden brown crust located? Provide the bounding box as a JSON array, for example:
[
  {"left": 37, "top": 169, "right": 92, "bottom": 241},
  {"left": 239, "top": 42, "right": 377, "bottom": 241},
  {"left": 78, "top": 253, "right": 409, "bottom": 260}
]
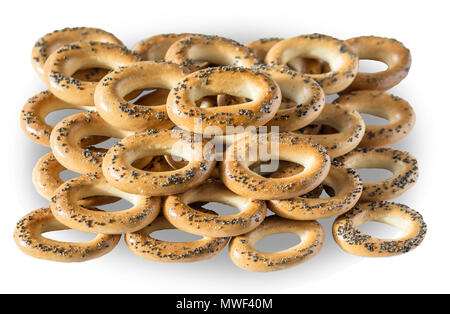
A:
[
  {"left": 50, "top": 173, "right": 161, "bottom": 234},
  {"left": 220, "top": 132, "right": 330, "bottom": 200},
  {"left": 335, "top": 148, "right": 418, "bottom": 201},
  {"left": 14, "top": 207, "right": 120, "bottom": 262},
  {"left": 344, "top": 36, "right": 411, "bottom": 92},
  {"left": 165, "top": 34, "right": 259, "bottom": 71},
  {"left": 32, "top": 27, "right": 123, "bottom": 81},
  {"left": 164, "top": 179, "right": 267, "bottom": 237},
  {"left": 291, "top": 103, "right": 365, "bottom": 158},
  {"left": 265, "top": 34, "right": 358, "bottom": 94},
  {"left": 132, "top": 33, "right": 191, "bottom": 61},
  {"left": 333, "top": 90, "right": 415, "bottom": 148},
  {"left": 102, "top": 129, "right": 216, "bottom": 195},
  {"left": 332, "top": 202, "right": 426, "bottom": 257},
  {"left": 125, "top": 216, "right": 229, "bottom": 262},
  {"left": 43, "top": 41, "right": 141, "bottom": 106},
  {"left": 255, "top": 64, "right": 325, "bottom": 131},
  {"left": 268, "top": 163, "right": 362, "bottom": 220},
  {"left": 166, "top": 66, "right": 281, "bottom": 135},
  {"left": 229, "top": 215, "right": 324, "bottom": 272},
  {"left": 95, "top": 61, "right": 190, "bottom": 131}
]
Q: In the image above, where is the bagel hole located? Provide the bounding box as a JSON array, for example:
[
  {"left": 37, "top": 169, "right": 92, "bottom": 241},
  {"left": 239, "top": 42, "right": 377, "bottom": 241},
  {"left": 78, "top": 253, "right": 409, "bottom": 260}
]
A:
[
  {"left": 254, "top": 233, "right": 301, "bottom": 253},
  {"left": 126, "top": 88, "right": 170, "bottom": 106},
  {"left": 92, "top": 137, "right": 120, "bottom": 150},
  {"left": 360, "top": 113, "right": 389, "bottom": 126},
  {"left": 45, "top": 109, "right": 86, "bottom": 126},
  {"left": 315, "top": 185, "right": 334, "bottom": 199},
  {"left": 318, "top": 124, "right": 339, "bottom": 134},
  {"left": 59, "top": 169, "right": 80, "bottom": 181},
  {"left": 358, "top": 59, "right": 388, "bottom": 73},
  {"left": 250, "top": 161, "right": 304, "bottom": 178},
  {"left": 195, "top": 202, "right": 240, "bottom": 216},
  {"left": 43, "top": 229, "right": 97, "bottom": 242},
  {"left": 356, "top": 168, "right": 393, "bottom": 183},
  {"left": 72, "top": 67, "right": 110, "bottom": 82},
  {"left": 94, "top": 198, "right": 134, "bottom": 212},
  {"left": 357, "top": 221, "right": 401, "bottom": 239},
  {"left": 151, "top": 229, "right": 203, "bottom": 242}
]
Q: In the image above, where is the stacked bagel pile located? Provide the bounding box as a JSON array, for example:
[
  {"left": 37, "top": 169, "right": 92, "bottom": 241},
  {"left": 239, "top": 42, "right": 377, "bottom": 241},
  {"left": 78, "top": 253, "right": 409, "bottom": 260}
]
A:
[{"left": 15, "top": 28, "right": 426, "bottom": 272}]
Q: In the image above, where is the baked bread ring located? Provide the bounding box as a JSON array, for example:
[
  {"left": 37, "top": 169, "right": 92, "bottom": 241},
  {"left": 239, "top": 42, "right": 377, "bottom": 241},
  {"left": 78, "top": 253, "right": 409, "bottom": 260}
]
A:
[
  {"left": 125, "top": 216, "right": 228, "bottom": 263},
  {"left": 265, "top": 34, "right": 358, "bottom": 94},
  {"left": 14, "top": 207, "right": 120, "bottom": 262},
  {"left": 247, "top": 37, "right": 324, "bottom": 74},
  {"left": 95, "top": 61, "right": 190, "bottom": 131},
  {"left": 20, "top": 90, "right": 109, "bottom": 147},
  {"left": 166, "top": 66, "right": 281, "bottom": 135},
  {"left": 332, "top": 201, "right": 426, "bottom": 257},
  {"left": 255, "top": 64, "right": 325, "bottom": 131},
  {"left": 164, "top": 179, "right": 267, "bottom": 237},
  {"left": 32, "top": 27, "right": 123, "bottom": 81},
  {"left": 344, "top": 36, "right": 411, "bottom": 92},
  {"left": 268, "top": 162, "right": 362, "bottom": 220},
  {"left": 220, "top": 132, "right": 330, "bottom": 200},
  {"left": 102, "top": 129, "right": 216, "bottom": 195},
  {"left": 33, "top": 152, "right": 119, "bottom": 206},
  {"left": 50, "top": 173, "right": 161, "bottom": 234},
  {"left": 49, "top": 111, "right": 133, "bottom": 174},
  {"left": 165, "top": 34, "right": 259, "bottom": 71},
  {"left": 132, "top": 33, "right": 190, "bottom": 60},
  {"left": 333, "top": 91, "right": 415, "bottom": 148},
  {"left": 43, "top": 41, "right": 141, "bottom": 106},
  {"left": 229, "top": 215, "right": 324, "bottom": 272},
  {"left": 335, "top": 148, "right": 418, "bottom": 201},
  {"left": 291, "top": 103, "right": 365, "bottom": 158}
]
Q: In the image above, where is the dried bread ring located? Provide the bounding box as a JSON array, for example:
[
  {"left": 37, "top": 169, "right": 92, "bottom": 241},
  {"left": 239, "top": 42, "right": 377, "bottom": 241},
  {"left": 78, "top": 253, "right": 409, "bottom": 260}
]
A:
[
  {"left": 291, "top": 103, "right": 365, "bottom": 158},
  {"left": 165, "top": 34, "right": 259, "bottom": 71},
  {"left": 33, "top": 152, "right": 119, "bottom": 206},
  {"left": 133, "top": 33, "right": 190, "bottom": 60},
  {"left": 333, "top": 91, "right": 415, "bottom": 148},
  {"left": 332, "top": 202, "right": 426, "bottom": 257},
  {"left": 14, "top": 207, "right": 120, "bottom": 262},
  {"left": 335, "top": 148, "right": 418, "bottom": 201},
  {"left": 43, "top": 41, "right": 141, "bottom": 106},
  {"left": 229, "top": 215, "right": 324, "bottom": 272},
  {"left": 166, "top": 66, "right": 281, "bottom": 135},
  {"left": 95, "top": 61, "right": 190, "bottom": 131},
  {"left": 125, "top": 216, "right": 229, "bottom": 263},
  {"left": 265, "top": 33, "right": 358, "bottom": 94},
  {"left": 32, "top": 27, "right": 123, "bottom": 81},
  {"left": 50, "top": 173, "right": 161, "bottom": 234},
  {"left": 221, "top": 132, "right": 330, "bottom": 200},
  {"left": 164, "top": 179, "right": 267, "bottom": 237},
  {"left": 268, "top": 162, "right": 362, "bottom": 220},
  {"left": 255, "top": 64, "right": 325, "bottom": 131},
  {"left": 247, "top": 37, "right": 324, "bottom": 74},
  {"left": 344, "top": 36, "right": 411, "bottom": 92},
  {"left": 102, "top": 129, "right": 216, "bottom": 196}
]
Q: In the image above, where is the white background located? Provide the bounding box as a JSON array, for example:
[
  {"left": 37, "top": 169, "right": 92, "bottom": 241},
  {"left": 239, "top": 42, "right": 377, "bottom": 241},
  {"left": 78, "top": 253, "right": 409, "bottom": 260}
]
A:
[{"left": 1, "top": 0, "right": 449, "bottom": 294}]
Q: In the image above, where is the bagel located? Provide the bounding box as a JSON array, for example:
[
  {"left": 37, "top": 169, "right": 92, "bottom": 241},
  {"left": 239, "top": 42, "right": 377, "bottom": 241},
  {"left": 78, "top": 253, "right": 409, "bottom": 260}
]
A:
[
  {"left": 32, "top": 27, "right": 123, "bottom": 81},
  {"left": 14, "top": 207, "right": 120, "bottom": 262},
  {"left": 229, "top": 215, "right": 324, "bottom": 272},
  {"left": 125, "top": 216, "right": 228, "bottom": 263},
  {"left": 102, "top": 129, "right": 216, "bottom": 196},
  {"left": 333, "top": 91, "right": 415, "bottom": 148},
  {"left": 247, "top": 37, "right": 324, "bottom": 74},
  {"left": 164, "top": 179, "right": 267, "bottom": 237},
  {"left": 265, "top": 33, "right": 358, "bottom": 94},
  {"left": 133, "top": 33, "right": 190, "bottom": 60},
  {"left": 44, "top": 41, "right": 142, "bottom": 106},
  {"left": 255, "top": 64, "right": 325, "bottom": 131},
  {"left": 220, "top": 132, "right": 330, "bottom": 200},
  {"left": 166, "top": 66, "right": 281, "bottom": 135},
  {"left": 32, "top": 152, "right": 119, "bottom": 206},
  {"left": 95, "top": 61, "right": 190, "bottom": 131},
  {"left": 335, "top": 148, "right": 418, "bottom": 201},
  {"left": 344, "top": 36, "right": 411, "bottom": 92},
  {"left": 50, "top": 173, "right": 161, "bottom": 234},
  {"left": 291, "top": 103, "right": 365, "bottom": 158},
  {"left": 165, "top": 34, "right": 259, "bottom": 71},
  {"left": 332, "top": 201, "right": 426, "bottom": 257},
  {"left": 268, "top": 162, "right": 362, "bottom": 220}
]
